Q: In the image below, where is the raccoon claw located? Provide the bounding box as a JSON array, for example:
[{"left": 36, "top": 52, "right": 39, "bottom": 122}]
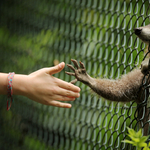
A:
[
  {"left": 66, "top": 59, "right": 90, "bottom": 85},
  {"left": 70, "top": 79, "right": 78, "bottom": 84}
]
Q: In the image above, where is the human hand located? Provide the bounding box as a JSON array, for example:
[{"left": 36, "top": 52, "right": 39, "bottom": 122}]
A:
[{"left": 23, "top": 62, "right": 80, "bottom": 108}]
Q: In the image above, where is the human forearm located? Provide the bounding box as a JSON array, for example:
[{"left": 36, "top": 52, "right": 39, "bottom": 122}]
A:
[
  {"left": 13, "top": 74, "right": 29, "bottom": 96},
  {"left": 0, "top": 73, "right": 9, "bottom": 95},
  {"left": 0, "top": 73, "right": 29, "bottom": 96}
]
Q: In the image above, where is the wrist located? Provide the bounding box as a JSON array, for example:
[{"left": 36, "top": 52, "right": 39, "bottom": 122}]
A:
[
  {"left": 13, "top": 74, "right": 29, "bottom": 96},
  {"left": 88, "top": 75, "right": 96, "bottom": 87},
  {"left": 82, "top": 74, "right": 95, "bottom": 87}
]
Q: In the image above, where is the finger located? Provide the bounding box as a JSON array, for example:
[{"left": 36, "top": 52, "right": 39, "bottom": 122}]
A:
[
  {"left": 56, "top": 87, "right": 80, "bottom": 98},
  {"left": 48, "top": 62, "right": 65, "bottom": 75},
  {"left": 71, "top": 79, "right": 78, "bottom": 84},
  {"left": 65, "top": 71, "right": 75, "bottom": 76},
  {"left": 71, "top": 59, "right": 80, "bottom": 69},
  {"left": 50, "top": 94, "right": 76, "bottom": 101},
  {"left": 49, "top": 100, "right": 72, "bottom": 108},
  {"left": 55, "top": 78, "right": 80, "bottom": 92},
  {"left": 67, "top": 64, "right": 76, "bottom": 71},
  {"left": 79, "top": 61, "right": 85, "bottom": 69}
]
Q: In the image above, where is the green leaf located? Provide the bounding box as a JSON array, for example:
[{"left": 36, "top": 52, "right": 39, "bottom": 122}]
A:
[
  {"left": 140, "top": 136, "right": 149, "bottom": 143},
  {"left": 138, "top": 142, "right": 147, "bottom": 147},
  {"left": 128, "top": 134, "right": 140, "bottom": 142},
  {"left": 143, "top": 146, "right": 149, "bottom": 150},
  {"left": 127, "top": 127, "right": 136, "bottom": 137},
  {"left": 136, "top": 129, "right": 142, "bottom": 138},
  {"left": 124, "top": 127, "right": 149, "bottom": 149},
  {"left": 122, "top": 140, "right": 134, "bottom": 145}
]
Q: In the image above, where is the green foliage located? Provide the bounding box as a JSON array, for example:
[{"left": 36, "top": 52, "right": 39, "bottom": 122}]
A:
[{"left": 122, "top": 127, "right": 150, "bottom": 150}]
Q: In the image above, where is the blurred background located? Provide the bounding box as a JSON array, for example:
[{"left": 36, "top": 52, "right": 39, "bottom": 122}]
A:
[{"left": 0, "top": 0, "right": 150, "bottom": 150}]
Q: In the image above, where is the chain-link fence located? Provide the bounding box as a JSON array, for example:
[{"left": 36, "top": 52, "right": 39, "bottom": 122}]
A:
[{"left": 0, "top": 0, "right": 150, "bottom": 150}]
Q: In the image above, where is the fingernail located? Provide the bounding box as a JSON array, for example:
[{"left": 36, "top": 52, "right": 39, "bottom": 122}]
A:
[
  {"left": 59, "top": 62, "right": 65, "bottom": 69},
  {"left": 67, "top": 104, "right": 72, "bottom": 108},
  {"left": 76, "top": 87, "right": 80, "bottom": 92},
  {"left": 59, "top": 63, "right": 63, "bottom": 68}
]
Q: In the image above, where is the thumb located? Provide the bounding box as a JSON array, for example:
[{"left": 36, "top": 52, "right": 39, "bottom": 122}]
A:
[{"left": 48, "top": 62, "right": 65, "bottom": 75}]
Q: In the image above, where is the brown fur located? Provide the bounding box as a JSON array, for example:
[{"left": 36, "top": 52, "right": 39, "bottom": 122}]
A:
[{"left": 91, "top": 69, "right": 144, "bottom": 103}]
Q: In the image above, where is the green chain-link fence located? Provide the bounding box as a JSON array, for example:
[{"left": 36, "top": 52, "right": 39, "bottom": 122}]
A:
[{"left": 0, "top": 0, "right": 150, "bottom": 149}]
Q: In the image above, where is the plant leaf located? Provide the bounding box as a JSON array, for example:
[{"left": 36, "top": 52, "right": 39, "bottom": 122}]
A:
[
  {"left": 140, "top": 136, "right": 149, "bottom": 143},
  {"left": 128, "top": 134, "right": 140, "bottom": 142},
  {"left": 136, "top": 129, "right": 142, "bottom": 138},
  {"left": 143, "top": 146, "right": 149, "bottom": 150},
  {"left": 138, "top": 142, "right": 147, "bottom": 147},
  {"left": 127, "top": 127, "right": 136, "bottom": 136},
  {"left": 122, "top": 140, "right": 135, "bottom": 145}
]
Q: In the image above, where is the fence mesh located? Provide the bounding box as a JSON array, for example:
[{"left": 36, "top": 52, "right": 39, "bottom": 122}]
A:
[{"left": 0, "top": 0, "right": 150, "bottom": 150}]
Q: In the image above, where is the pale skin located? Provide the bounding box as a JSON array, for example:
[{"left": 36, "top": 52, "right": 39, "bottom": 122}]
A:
[{"left": 0, "top": 62, "right": 80, "bottom": 108}]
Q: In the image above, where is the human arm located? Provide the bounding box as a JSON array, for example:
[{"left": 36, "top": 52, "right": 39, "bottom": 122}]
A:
[{"left": 0, "top": 62, "right": 80, "bottom": 108}]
